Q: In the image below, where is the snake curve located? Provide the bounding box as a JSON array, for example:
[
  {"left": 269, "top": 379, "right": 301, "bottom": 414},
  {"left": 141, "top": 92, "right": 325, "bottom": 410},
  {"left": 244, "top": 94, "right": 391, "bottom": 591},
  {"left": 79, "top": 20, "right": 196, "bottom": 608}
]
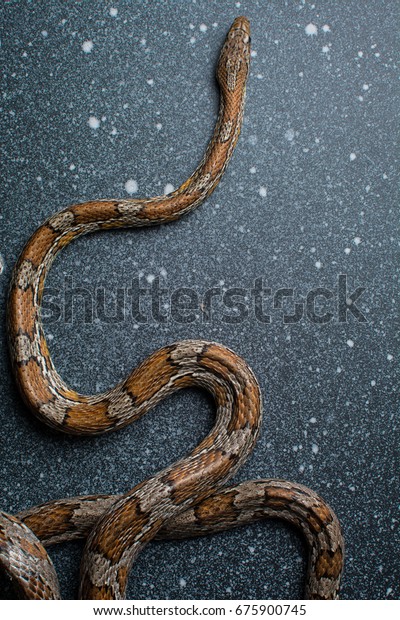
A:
[{"left": 1, "top": 17, "right": 344, "bottom": 600}]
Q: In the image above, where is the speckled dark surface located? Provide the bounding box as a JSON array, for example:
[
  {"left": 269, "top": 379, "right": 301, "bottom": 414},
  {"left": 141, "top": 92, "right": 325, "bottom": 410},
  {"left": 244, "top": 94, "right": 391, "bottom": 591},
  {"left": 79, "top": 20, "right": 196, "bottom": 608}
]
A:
[{"left": 0, "top": 0, "right": 398, "bottom": 601}]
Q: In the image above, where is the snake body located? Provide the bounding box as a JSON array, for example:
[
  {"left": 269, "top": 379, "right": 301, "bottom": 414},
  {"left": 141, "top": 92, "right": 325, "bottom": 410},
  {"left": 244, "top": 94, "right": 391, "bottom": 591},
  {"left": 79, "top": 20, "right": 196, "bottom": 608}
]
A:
[{"left": 1, "top": 17, "right": 344, "bottom": 600}]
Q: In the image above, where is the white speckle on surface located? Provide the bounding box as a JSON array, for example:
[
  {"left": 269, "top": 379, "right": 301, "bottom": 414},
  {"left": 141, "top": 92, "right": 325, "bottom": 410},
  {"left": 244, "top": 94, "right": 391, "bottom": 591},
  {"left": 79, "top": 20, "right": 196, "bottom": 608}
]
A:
[
  {"left": 41, "top": 30, "right": 48, "bottom": 38},
  {"left": 344, "top": 247, "right": 351, "bottom": 254},
  {"left": 82, "top": 40, "right": 93, "bottom": 53},
  {"left": 249, "top": 166, "right": 256, "bottom": 174},
  {"left": 363, "top": 83, "right": 370, "bottom": 91},
  {"left": 199, "top": 23, "right": 207, "bottom": 32},
  {"left": 337, "top": 367, "right": 342, "bottom": 373},
  {"left": 248, "top": 546, "right": 255, "bottom": 554},
  {"left": 315, "top": 260, "right": 322, "bottom": 269},
  {"left": 322, "top": 24, "right": 331, "bottom": 33},
  {"left": 259, "top": 186, "right": 267, "bottom": 197},
  {"left": 88, "top": 116, "right": 100, "bottom": 129},
  {"left": 156, "top": 122, "right": 162, "bottom": 131},
  {"left": 322, "top": 45, "right": 330, "bottom": 54},
  {"left": 284, "top": 128, "right": 295, "bottom": 141},
  {"left": 350, "top": 152, "right": 357, "bottom": 161},
  {"left": 179, "top": 578, "right": 187, "bottom": 587},
  {"left": 146, "top": 274, "right": 155, "bottom": 284},
  {"left": 347, "top": 339, "right": 354, "bottom": 348},
  {"left": 299, "top": 464, "right": 305, "bottom": 473},
  {"left": 110, "top": 8, "right": 118, "bottom": 17},
  {"left": 358, "top": 51, "right": 364, "bottom": 57},
  {"left": 309, "top": 417, "right": 317, "bottom": 424},
  {"left": 311, "top": 443, "right": 319, "bottom": 455},
  {"left": 160, "top": 267, "right": 167, "bottom": 278},
  {"left": 125, "top": 179, "right": 138, "bottom": 194},
  {"left": 353, "top": 236, "right": 361, "bottom": 245},
  {"left": 305, "top": 23, "right": 318, "bottom": 36},
  {"left": 190, "top": 36, "right": 196, "bottom": 45},
  {"left": 146, "top": 78, "right": 154, "bottom": 86},
  {"left": 387, "top": 354, "right": 393, "bottom": 361},
  {"left": 349, "top": 485, "right": 356, "bottom": 492},
  {"left": 250, "top": 50, "right": 257, "bottom": 58},
  {"left": 0, "top": 253, "right": 4, "bottom": 275},
  {"left": 371, "top": 380, "right": 376, "bottom": 386},
  {"left": 164, "top": 183, "right": 174, "bottom": 195}
]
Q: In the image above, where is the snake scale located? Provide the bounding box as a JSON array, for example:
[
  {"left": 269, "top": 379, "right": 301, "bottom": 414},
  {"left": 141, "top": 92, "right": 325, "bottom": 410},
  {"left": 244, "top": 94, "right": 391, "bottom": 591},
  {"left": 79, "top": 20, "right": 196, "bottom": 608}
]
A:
[{"left": 1, "top": 17, "right": 344, "bottom": 600}]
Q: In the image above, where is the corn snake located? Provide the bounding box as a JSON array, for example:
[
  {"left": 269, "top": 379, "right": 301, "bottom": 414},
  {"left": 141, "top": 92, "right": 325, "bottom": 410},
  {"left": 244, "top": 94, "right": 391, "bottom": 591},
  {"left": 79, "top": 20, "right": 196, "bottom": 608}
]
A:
[{"left": 1, "top": 17, "right": 344, "bottom": 599}]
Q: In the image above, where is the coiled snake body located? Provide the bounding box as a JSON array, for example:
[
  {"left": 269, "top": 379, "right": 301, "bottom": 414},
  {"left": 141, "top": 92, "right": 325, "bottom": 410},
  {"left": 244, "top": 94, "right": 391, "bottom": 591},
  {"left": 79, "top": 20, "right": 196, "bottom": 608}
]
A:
[{"left": 1, "top": 18, "right": 344, "bottom": 600}]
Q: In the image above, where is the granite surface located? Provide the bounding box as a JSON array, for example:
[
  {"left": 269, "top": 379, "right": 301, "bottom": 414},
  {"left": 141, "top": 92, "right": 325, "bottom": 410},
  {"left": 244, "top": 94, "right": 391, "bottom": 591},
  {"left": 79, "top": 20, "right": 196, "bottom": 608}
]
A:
[{"left": 0, "top": 0, "right": 398, "bottom": 601}]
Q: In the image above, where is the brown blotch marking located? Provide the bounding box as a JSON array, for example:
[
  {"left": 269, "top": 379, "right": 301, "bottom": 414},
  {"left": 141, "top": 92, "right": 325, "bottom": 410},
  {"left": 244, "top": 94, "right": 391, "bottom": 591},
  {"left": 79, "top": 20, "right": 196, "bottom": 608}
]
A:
[
  {"left": 16, "top": 363, "right": 54, "bottom": 408},
  {"left": 138, "top": 193, "right": 195, "bottom": 222},
  {"left": 8, "top": 287, "right": 36, "bottom": 337},
  {"left": 167, "top": 448, "right": 233, "bottom": 505},
  {"left": 315, "top": 548, "right": 343, "bottom": 580},
  {"left": 93, "top": 497, "right": 151, "bottom": 563},
  {"left": 71, "top": 201, "right": 119, "bottom": 225},
  {"left": 194, "top": 490, "right": 238, "bottom": 524},
  {"left": 125, "top": 347, "right": 182, "bottom": 406},
  {"left": 22, "top": 503, "right": 76, "bottom": 543},
  {"left": 63, "top": 401, "right": 112, "bottom": 433},
  {"left": 17, "top": 226, "right": 59, "bottom": 268},
  {"left": 264, "top": 487, "right": 294, "bottom": 511}
]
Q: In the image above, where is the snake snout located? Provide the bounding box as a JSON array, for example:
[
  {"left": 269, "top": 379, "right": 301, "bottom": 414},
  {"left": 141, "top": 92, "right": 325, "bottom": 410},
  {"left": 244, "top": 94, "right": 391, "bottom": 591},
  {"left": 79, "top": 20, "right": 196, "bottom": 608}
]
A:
[{"left": 231, "top": 16, "right": 251, "bottom": 42}]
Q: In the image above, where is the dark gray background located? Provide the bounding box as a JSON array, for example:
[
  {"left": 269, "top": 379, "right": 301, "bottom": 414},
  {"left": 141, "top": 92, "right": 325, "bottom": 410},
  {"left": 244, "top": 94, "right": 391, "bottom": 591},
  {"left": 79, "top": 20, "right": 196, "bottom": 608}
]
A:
[{"left": 0, "top": 0, "right": 398, "bottom": 601}]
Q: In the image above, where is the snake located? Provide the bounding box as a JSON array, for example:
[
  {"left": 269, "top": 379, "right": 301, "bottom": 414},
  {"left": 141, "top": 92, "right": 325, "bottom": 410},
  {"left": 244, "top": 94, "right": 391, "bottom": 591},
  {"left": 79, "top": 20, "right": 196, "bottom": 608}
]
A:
[{"left": 1, "top": 17, "right": 344, "bottom": 600}]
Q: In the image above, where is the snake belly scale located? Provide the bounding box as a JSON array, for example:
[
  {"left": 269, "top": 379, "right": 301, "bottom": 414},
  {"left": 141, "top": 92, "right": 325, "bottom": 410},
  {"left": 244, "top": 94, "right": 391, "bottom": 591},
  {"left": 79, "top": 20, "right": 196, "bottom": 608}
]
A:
[{"left": 1, "top": 17, "right": 344, "bottom": 600}]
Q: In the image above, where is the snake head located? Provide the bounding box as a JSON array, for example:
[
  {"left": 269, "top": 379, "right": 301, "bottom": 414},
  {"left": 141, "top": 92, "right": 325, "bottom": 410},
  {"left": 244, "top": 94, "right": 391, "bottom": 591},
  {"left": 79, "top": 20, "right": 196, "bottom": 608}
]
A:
[{"left": 217, "top": 17, "right": 251, "bottom": 95}]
